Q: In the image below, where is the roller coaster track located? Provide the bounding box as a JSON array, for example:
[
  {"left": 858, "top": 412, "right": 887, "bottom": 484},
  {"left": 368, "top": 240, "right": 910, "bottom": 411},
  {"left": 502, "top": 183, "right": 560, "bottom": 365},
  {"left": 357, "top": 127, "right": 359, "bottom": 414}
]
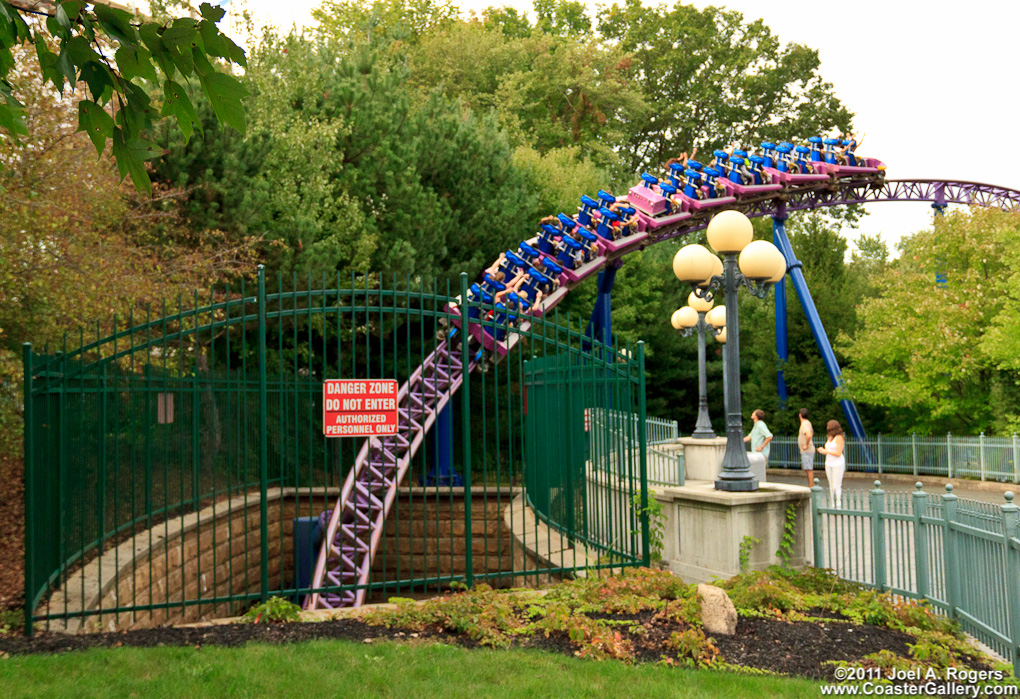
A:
[{"left": 307, "top": 175, "right": 1020, "bottom": 610}]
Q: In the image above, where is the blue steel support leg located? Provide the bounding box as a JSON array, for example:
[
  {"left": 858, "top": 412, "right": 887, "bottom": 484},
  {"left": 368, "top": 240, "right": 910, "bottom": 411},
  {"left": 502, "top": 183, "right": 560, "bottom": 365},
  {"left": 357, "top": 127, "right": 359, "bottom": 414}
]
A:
[
  {"left": 423, "top": 403, "right": 463, "bottom": 486},
  {"left": 773, "top": 217, "right": 789, "bottom": 410},
  {"left": 933, "top": 184, "right": 948, "bottom": 287},
  {"left": 584, "top": 260, "right": 622, "bottom": 356},
  {"left": 772, "top": 205, "right": 875, "bottom": 465}
]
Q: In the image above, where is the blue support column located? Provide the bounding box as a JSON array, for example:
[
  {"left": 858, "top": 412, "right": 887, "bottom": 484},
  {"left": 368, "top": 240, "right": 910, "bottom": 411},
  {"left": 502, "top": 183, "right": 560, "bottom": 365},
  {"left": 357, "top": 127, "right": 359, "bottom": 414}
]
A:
[
  {"left": 773, "top": 216, "right": 790, "bottom": 410},
  {"left": 584, "top": 260, "right": 622, "bottom": 355},
  {"left": 772, "top": 205, "right": 874, "bottom": 463},
  {"left": 423, "top": 403, "right": 463, "bottom": 486},
  {"left": 933, "top": 183, "right": 948, "bottom": 288}
]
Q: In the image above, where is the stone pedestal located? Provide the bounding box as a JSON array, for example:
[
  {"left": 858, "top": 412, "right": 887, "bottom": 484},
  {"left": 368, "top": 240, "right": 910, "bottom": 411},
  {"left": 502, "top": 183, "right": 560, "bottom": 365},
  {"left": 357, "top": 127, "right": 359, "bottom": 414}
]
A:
[
  {"left": 654, "top": 482, "right": 811, "bottom": 584},
  {"left": 679, "top": 437, "right": 767, "bottom": 484},
  {"left": 678, "top": 436, "right": 726, "bottom": 481}
]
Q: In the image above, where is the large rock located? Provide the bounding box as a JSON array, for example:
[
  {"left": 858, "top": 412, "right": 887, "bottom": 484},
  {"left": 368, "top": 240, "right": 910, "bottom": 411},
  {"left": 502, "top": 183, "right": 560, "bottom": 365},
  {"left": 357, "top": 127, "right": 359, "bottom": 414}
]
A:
[{"left": 696, "top": 583, "right": 737, "bottom": 636}]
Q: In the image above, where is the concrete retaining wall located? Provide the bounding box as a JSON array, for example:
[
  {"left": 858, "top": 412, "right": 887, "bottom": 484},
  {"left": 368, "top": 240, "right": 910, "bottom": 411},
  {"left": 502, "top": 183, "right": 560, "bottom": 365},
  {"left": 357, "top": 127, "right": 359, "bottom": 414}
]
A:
[{"left": 42, "top": 487, "right": 516, "bottom": 633}]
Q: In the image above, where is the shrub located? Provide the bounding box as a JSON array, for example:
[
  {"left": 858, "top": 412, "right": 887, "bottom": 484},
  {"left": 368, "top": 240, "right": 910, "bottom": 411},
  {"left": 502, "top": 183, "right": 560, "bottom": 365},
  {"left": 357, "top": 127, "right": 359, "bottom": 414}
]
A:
[
  {"left": 667, "top": 627, "right": 719, "bottom": 667},
  {"left": 244, "top": 597, "right": 302, "bottom": 623}
]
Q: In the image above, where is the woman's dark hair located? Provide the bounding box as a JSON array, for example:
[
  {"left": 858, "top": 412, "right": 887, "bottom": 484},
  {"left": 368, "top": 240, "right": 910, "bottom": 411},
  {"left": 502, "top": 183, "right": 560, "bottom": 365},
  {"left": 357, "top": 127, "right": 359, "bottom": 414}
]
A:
[
  {"left": 799, "top": 408, "right": 809, "bottom": 419},
  {"left": 826, "top": 420, "right": 844, "bottom": 438}
]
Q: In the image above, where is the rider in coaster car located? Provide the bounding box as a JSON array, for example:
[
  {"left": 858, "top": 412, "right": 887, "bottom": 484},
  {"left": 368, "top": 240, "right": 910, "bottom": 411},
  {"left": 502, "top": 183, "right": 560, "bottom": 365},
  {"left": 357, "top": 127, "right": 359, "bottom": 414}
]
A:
[
  {"left": 537, "top": 217, "right": 562, "bottom": 255},
  {"left": 610, "top": 202, "right": 639, "bottom": 236},
  {"left": 702, "top": 167, "right": 725, "bottom": 198},
  {"left": 513, "top": 267, "right": 548, "bottom": 309},
  {"left": 712, "top": 149, "right": 730, "bottom": 174},
  {"left": 503, "top": 291, "right": 530, "bottom": 323},
  {"left": 683, "top": 168, "right": 705, "bottom": 199},
  {"left": 793, "top": 145, "right": 812, "bottom": 173},
  {"left": 484, "top": 250, "right": 528, "bottom": 299},
  {"left": 808, "top": 136, "right": 825, "bottom": 163},
  {"left": 577, "top": 194, "right": 601, "bottom": 228},
  {"left": 518, "top": 241, "right": 542, "bottom": 267},
  {"left": 840, "top": 132, "right": 865, "bottom": 167},
  {"left": 727, "top": 155, "right": 749, "bottom": 184},
  {"left": 595, "top": 207, "right": 620, "bottom": 240},
  {"left": 539, "top": 258, "right": 562, "bottom": 290},
  {"left": 556, "top": 235, "right": 586, "bottom": 270},
  {"left": 659, "top": 182, "right": 678, "bottom": 213},
  {"left": 774, "top": 144, "right": 794, "bottom": 173},
  {"left": 747, "top": 155, "right": 767, "bottom": 185}
]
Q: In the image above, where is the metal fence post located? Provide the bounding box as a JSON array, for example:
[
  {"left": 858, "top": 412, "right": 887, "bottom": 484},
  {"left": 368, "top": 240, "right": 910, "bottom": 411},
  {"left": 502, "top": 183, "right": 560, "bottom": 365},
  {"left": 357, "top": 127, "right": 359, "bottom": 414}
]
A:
[
  {"left": 870, "top": 481, "right": 887, "bottom": 590},
  {"left": 877, "top": 434, "right": 883, "bottom": 475},
  {"left": 22, "top": 343, "right": 34, "bottom": 636},
  {"left": 1014, "top": 434, "right": 1020, "bottom": 485},
  {"left": 637, "top": 341, "right": 650, "bottom": 567},
  {"left": 912, "top": 433, "right": 918, "bottom": 477},
  {"left": 980, "top": 432, "right": 987, "bottom": 481},
  {"left": 911, "top": 483, "right": 929, "bottom": 601},
  {"left": 811, "top": 478, "right": 825, "bottom": 568},
  {"left": 257, "top": 265, "right": 269, "bottom": 602},
  {"left": 947, "top": 433, "right": 953, "bottom": 479},
  {"left": 460, "top": 273, "right": 474, "bottom": 588},
  {"left": 999, "top": 492, "right": 1020, "bottom": 676},
  {"left": 942, "top": 484, "right": 959, "bottom": 619}
]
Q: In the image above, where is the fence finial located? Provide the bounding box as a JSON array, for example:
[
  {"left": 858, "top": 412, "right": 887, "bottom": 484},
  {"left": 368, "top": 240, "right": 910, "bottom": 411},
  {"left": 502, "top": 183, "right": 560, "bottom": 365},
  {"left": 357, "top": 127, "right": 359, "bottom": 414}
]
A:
[
  {"left": 1006, "top": 491, "right": 1015, "bottom": 504},
  {"left": 915, "top": 482, "right": 924, "bottom": 491}
]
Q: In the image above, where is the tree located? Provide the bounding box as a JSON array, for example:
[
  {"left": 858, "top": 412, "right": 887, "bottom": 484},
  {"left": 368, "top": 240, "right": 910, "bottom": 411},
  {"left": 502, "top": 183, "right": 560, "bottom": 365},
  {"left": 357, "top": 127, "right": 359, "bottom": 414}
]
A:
[
  {"left": 407, "top": 18, "right": 646, "bottom": 176},
  {"left": 840, "top": 209, "right": 1020, "bottom": 434},
  {"left": 0, "top": 0, "right": 248, "bottom": 194},
  {"left": 736, "top": 215, "right": 887, "bottom": 437},
  {"left": 0, "top": 47, "right": 260, "bottom": 452},
  {"left": 154, "top": 31, "right": 539, "bottom": 278},
  {"left": 312, "top": 0, "right": 460, "bottom": 44},
  {"left": 597, "top": 0, "right": 853, "bottom": 173}
]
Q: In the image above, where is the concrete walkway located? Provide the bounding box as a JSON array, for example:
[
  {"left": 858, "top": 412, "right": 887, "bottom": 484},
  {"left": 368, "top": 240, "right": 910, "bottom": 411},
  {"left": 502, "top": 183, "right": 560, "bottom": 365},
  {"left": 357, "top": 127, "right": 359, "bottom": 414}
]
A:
[{"left": 767, "top": 468, "right": 1017, "bottom": 506}]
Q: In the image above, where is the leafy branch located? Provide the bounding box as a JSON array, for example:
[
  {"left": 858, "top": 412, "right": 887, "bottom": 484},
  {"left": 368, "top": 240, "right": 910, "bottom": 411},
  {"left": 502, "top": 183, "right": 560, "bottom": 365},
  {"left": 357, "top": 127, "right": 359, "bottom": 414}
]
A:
[{"left": 0, "top": 0, "right": 248, "bottom": 194}]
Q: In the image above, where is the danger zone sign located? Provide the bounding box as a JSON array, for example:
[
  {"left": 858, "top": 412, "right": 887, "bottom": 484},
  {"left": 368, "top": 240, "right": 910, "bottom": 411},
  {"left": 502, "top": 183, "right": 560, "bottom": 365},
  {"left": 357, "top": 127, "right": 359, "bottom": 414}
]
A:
[{"left": 322, "top": 379, "right": 399, "bottom": 437}]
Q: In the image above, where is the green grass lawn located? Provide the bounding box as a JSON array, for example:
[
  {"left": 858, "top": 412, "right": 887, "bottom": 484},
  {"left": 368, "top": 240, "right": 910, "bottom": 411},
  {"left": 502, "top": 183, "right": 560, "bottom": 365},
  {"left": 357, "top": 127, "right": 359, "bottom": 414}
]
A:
[{"left": 0, "top": 638, "right": 823, "bottom": 698}]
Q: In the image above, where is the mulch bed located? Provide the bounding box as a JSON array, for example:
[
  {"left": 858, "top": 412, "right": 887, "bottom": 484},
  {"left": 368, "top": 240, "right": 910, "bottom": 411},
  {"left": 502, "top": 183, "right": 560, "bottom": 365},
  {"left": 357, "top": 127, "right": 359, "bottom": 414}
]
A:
[{"left": 0, "top": 610, "right": 923, "bottom": 680}]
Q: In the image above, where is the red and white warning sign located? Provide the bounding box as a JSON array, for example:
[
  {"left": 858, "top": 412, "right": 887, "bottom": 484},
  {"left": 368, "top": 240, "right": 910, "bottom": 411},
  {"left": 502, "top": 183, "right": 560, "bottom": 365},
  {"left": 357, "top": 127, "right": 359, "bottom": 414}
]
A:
[{"left": 322, "top": 379, "right": 399, "bottom": 437}]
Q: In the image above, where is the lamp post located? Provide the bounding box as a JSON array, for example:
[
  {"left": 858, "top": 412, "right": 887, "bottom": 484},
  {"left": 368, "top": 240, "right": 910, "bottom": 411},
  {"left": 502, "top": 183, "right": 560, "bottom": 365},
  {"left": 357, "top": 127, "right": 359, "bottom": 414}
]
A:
[
  {"left": 672, "top": 211, "right": 786, "bottom": 492},
  {"left": 670, "top": 294, "right": 726, "bottom": 438}
]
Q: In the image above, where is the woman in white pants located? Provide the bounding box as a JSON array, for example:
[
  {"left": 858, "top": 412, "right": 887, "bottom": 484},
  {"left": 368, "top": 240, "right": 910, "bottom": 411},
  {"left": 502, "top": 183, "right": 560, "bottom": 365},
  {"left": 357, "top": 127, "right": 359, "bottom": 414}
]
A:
[{"left": 817, "top": 420, "right": 846, "bottom": 507}]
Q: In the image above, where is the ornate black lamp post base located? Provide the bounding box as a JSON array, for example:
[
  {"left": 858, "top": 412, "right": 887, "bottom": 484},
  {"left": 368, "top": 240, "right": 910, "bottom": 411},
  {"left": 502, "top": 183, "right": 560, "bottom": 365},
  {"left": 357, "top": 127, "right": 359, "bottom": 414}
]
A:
[{"left": 715, "top": 475, "right": 759, "bottom": 491}]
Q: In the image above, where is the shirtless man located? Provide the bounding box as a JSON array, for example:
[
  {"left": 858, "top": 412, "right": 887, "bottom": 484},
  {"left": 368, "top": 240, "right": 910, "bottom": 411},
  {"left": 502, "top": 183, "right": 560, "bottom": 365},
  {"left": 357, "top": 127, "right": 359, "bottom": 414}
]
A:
[{"left": 798, "top": 408, "right": 815, "bottom": 487}]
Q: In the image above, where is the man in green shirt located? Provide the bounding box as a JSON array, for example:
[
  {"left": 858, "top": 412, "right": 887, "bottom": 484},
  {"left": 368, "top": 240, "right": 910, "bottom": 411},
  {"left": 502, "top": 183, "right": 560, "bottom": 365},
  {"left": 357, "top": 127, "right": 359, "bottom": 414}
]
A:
[{"left": 743, "top": 409, "right": 773, "bottom": 464}]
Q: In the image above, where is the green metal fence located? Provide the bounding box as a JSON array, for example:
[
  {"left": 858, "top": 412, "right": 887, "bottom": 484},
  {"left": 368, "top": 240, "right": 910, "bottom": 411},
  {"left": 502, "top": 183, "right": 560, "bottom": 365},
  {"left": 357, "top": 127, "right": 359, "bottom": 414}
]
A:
[
  {"left": 23, "top": 271, "right": 648, "bottom": 633},
  {"left": 773, "top": 433, "right": 1020, "bottom": 482},
  {"left": 588, "top": 408, "right": 684, "bottom": 487},
  {"left": 811, "top": 483, "right": 1020, "bottom": 672}
]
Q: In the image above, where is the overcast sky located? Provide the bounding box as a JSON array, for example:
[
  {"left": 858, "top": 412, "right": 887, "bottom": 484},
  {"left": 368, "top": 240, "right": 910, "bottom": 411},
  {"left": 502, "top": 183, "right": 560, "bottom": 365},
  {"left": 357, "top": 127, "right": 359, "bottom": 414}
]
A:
[{"left": 226, "top": 0, "right": 1020, "bottom": 253}]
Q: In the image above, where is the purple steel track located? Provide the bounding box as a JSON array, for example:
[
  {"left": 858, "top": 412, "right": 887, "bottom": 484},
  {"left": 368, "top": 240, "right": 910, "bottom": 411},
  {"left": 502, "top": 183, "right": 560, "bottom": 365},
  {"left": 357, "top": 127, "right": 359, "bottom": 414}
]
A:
[
  {"left": 646, "top": 179, "right": 1020, "bottom": 244},
  {"left": 307, "top": 339, "right": 477, "bottom": 609},
  {"left": 307, "top": 175, "right": 1020, "bottom": 610}
]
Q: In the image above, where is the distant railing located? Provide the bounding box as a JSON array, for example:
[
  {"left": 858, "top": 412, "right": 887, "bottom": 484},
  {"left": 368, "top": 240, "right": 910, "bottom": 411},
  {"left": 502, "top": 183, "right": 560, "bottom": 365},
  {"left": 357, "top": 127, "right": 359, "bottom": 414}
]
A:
[
  {"left": 588, "top": 408, "right": 683, "bottom": 487},
  {"left": 646, "top": 416, "right": 680, "bottom": 445},
  {"left": 811, "top": 482, "right": 1020, "bottom": 672},
  {"left": 771, "top": 433, "right": 1020, "bottom": 483}
]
